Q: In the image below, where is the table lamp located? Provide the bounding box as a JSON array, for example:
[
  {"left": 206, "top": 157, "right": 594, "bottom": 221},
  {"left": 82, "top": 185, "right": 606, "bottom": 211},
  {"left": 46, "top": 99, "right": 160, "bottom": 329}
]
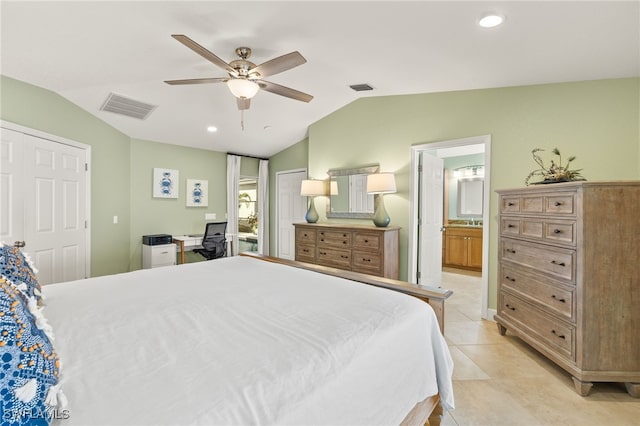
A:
[
  {"left": 366, "top": 173, "right": 396, "bottom": 227},
  {"left": 300, "top": 179, "right": 325, "bottom": 223}
]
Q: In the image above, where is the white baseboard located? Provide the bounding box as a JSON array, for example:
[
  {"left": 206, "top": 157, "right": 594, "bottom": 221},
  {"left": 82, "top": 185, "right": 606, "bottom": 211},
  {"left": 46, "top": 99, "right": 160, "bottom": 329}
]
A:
[{"left": 484, "top": 308, "right": 497, "bottom": 321}]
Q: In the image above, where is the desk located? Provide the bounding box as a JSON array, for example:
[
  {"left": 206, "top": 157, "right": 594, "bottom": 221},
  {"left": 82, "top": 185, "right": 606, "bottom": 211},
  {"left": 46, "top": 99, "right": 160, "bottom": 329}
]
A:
[
  {"left": 172, "top": 235, "right": 203, "bottom": 264},
  {"left": 173, "top": 234, "right": 234, "bottom": 264}
]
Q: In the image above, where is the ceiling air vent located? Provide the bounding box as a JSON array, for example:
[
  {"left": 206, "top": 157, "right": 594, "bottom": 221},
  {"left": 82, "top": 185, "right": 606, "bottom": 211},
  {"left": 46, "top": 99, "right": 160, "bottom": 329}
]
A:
[
  {"left": 349, "top": 83, "right": 374, "bottom": 92},
  {"left": 100, "top": 92, "right": 157, "bottom": 120}
]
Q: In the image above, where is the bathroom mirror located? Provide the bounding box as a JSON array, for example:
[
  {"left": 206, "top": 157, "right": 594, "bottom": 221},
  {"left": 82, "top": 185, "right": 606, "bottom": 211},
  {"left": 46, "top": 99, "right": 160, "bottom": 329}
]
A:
[
  {"left": 327, "top": 164, "right": 379, "bottom": 219},
  {"left": 457, "top": 177, "right": 484, "bottom": 218}
]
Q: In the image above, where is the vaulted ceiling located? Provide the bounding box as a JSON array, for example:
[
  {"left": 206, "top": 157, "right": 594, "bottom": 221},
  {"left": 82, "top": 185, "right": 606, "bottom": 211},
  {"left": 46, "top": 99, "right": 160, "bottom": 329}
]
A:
[{"left": 1, "top": 1, "right": 638, "bottom": 157}]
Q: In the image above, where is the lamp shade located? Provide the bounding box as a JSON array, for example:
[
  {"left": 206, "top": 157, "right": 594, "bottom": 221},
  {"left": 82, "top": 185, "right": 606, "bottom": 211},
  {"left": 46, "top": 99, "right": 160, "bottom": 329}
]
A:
[
  {"left": 227, "top": 79, "right": 260, "bottom": 99},
  {"left": 300, "top": 179, "right": 325, "bottom": 196},
  {"left": 367, "top": 173, "right": 397, "bottom": 194}
]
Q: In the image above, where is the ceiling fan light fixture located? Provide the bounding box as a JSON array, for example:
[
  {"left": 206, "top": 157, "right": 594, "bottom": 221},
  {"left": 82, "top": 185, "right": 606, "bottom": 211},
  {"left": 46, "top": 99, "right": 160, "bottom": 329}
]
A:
[{"left": 227, "top": 78, "right": 260, "bottom": 99}]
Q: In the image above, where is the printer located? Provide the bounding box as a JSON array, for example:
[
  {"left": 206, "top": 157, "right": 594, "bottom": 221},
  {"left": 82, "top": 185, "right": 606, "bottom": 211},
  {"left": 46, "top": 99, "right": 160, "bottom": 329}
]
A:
[{"left": 142, "top": 234, "right": 173, "bottom": 246}]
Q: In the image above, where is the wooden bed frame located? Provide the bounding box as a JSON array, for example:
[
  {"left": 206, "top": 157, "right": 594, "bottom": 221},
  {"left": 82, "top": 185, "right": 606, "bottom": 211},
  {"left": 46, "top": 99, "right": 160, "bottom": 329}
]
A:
[{"left": 241, "top": 252, "right": 452, "bottom": 425}]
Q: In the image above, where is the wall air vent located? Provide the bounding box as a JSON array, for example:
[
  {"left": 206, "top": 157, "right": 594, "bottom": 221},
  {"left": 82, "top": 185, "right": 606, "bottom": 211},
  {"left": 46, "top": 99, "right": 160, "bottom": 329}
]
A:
[
  {"left": 100, "top": 92, "right": 157, "bottom": 120},
  {"left": 349, "top": 83, "right": 374, "bottom": 92}
]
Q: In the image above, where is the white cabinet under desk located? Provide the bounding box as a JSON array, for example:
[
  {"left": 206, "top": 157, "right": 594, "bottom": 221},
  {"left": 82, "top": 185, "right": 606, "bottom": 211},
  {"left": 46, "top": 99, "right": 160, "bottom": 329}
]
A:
[{"left": 142, "top": 243, "right": 177, "bottom": 269}]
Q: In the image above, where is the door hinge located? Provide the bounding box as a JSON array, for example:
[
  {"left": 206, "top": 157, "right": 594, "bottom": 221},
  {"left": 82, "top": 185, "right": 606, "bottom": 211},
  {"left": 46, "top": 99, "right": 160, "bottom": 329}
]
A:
[
  {"left": 85, "top": 163, "right": 88, "bottom": 171},
  {"left": 85, "top": 220, "right": 88, "bottom": 229},
  {"left": 417, "top": 271, "right": 421, "bottom": 280},
  {"left": 418, "top": 164, "right": 423, "bottom": 173}
]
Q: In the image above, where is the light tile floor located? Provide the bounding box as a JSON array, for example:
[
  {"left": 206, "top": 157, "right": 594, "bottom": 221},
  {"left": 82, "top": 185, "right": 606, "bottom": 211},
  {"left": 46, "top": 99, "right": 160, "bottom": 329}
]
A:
[{"left": 440, "top": 268, "right": 640, "bottom": 426}]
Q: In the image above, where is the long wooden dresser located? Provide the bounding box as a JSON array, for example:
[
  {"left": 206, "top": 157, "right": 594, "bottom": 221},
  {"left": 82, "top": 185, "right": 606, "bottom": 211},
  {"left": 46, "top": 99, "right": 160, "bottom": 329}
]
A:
[
  {"left": 495, "top": 181, "right": 640, "bottom": 397},
  {"left": 294, "top": 223, "right": 400, "bottom": 279}
]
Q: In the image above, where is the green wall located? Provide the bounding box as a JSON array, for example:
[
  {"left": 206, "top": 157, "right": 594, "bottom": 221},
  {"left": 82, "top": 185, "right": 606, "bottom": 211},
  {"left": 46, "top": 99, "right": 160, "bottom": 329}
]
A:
[
  {"left": 307, "top": 78, "right": 640, "bottom": 308},
  {"left": 129, "top": 138, "right": 227, "bottom": 269},
  {"left": 1, "top": 76, "right": 131, "bottom": 277}
]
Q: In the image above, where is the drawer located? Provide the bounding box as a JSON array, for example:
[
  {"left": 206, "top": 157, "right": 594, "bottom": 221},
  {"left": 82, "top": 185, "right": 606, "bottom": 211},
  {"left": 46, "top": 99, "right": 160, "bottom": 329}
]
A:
[
  {"left": 543, "top": 220, "right": 576, "bottom": 246},
  {"left": 500, "top": 265, "right": 575, "bottom": 321},
  {"left": 295, "top": 244, "right": 315, "bottom": 263},
  {"left": 352, "top": 250, "right": 382, "bottom": 275},
  {"left": 500, "top": 192, "right": 576, "bottom": 216},
  {"left": 501, "top": 196, "right": 521, "bottom": 213},
  {"left": 151, "top": 245, "right": 176, "bottom": 267},
  {"left": 317, "top": 230, "right": 352, "bottom": 248},
  {"left": 317, "top": 247, "right": 351, "bottom": 269},
  {"left": 295, "top": 228, "right": 317, "bottom": 244},
  {"left": 500, "top": 217, "right": 577, "bottom": 247},
  {"left": 501, "top": 238, "right": 575, "bottom": 282},
  {"left": 499, "top": 292, "right": 575, "bottom": 361},
  {"left": 545, "top": 194, "right": 575, "bottom": 215},
  {"left": 353, "top": 232, "right": 381, "bottom": 251}
]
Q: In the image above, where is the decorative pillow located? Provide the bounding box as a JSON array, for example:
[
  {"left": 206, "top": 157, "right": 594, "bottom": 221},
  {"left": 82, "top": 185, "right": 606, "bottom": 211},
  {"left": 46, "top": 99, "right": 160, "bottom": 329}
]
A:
[
  {"left": 0, "top": 277, "right": 63, "bottom": 425},
  {"left": 0, "top": 243, "right": 42, "bottom": 304}
]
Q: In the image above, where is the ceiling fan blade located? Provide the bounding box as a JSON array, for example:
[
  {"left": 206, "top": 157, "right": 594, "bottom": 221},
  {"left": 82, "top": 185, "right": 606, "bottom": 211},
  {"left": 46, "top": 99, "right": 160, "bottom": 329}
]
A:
[
  {"left": 164, "top": 77, "right": 228, "bottom": 85},
  {"left": 257, "top": 80, "right": 313, "bottom": 103},
  {"left": 171, "top": 34, "right": 237, "bottom": 75},
  {"left": 251, "top": 51, "right": 306, "bottom": 78},
  {"left": 237, "top": 98, "right": 251, "bottom": 110}
]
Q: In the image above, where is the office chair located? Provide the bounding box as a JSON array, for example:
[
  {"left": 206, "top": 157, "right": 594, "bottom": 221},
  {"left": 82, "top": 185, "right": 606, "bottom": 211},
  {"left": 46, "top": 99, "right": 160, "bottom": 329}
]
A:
[{"left": 194, "top": 222, "right": 227, "bottom": 260}]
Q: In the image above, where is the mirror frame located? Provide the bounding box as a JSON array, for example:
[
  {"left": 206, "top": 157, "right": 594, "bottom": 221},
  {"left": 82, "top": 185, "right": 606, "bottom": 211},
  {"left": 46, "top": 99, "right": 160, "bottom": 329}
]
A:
[{"left": 326, "top": 164, "right": 379, "bottom": 219}]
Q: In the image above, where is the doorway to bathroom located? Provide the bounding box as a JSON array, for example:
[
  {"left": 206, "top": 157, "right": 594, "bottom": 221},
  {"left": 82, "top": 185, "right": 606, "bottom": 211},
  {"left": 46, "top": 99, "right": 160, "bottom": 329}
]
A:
[{"left": 408, "top": 135, "right": 491, "bottom": 319}]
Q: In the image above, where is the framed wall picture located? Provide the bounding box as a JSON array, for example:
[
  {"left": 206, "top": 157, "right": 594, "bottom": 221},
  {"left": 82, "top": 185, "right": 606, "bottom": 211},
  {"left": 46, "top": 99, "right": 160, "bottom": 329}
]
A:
[
  {"left": 186, "top": 179, "right": 208, "bottom": 207},
  {"left": 153, "top": 168, "right": 179, "bottom": 198}
]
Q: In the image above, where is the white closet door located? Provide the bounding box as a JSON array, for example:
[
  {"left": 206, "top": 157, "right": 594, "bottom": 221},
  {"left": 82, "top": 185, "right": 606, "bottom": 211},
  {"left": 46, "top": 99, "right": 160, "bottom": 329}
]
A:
[
  {"left": 1, "top": 127, "right": 25, "bottom": 245},
  {"left": 419, "top": 152, "right": 444, "bottom": 286},
  {"left": 23, "top": 133, "right": 87, "bottom": 284},
  {"left": 276, "top": 170, "right": 306, "bottom": 260}
]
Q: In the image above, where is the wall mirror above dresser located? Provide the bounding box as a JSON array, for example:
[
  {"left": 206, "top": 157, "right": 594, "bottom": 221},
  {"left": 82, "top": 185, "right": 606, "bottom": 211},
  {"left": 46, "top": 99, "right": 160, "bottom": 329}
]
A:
[{"left": 326, "top": 164, "right": 379, "bottom": 219}]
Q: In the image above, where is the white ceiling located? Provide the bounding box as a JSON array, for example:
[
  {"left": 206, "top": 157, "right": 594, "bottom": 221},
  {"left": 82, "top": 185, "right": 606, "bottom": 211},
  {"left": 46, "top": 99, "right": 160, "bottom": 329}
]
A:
[{"left": 1, "top": 1, "right": 638, "bottom": 158}]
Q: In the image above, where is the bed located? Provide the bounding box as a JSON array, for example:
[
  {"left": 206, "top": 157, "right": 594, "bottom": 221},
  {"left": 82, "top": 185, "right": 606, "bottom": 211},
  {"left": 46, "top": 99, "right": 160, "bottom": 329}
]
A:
[{"left": 3, "top": 249, "right": 454, "bottom": 425}]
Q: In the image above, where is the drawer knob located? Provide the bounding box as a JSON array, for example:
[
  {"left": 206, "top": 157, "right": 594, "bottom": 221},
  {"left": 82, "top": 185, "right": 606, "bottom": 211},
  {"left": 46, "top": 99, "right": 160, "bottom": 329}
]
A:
[
  {"left": 553, "top": 229, "right": 562, "bottom": 234},
  {"left": 320, "top": 239, "right": 324, "bottom": 242},
  {"left": 303, "top": 249, "right": 309, "bottom": 253},
  {"left": 507, "top": 202, "right": 515, "bottom": 206},
  {"left": 551, "top": 295, "right": 566, "bottom": 303},
  {"left": 551, "top": 260, "right": 566, "bottom": 267},
  {"left": 507, "top": 224, "right": 515, "bottom": 228},
  {"left": 341, "top": 255, "right": 349, "bottom": 259},
  {"left": 363, "top": 258, "right": 371, "bottom": 262},
  {"left": 506, "top": 248, "right": 516, "bottom": 254},
  {"left": 319, "top": 251, "right": 327, "bottom": 255},
  {"left": 551, "top": 330, "right": 566, "bottom": 339},
  {"left": 505, "top": 304, "right": 516, "bottom": 311},
  {"left": 364, "top": 239, "right": 369, "bottom": 243},
  {"left": 505, "top": 276, "right": 516, "bottom": 282},
  {"left": 554, "top": 201, "right": 562, "bottom": 206},
  {"left": 343, "top": 241, "right": 347, "bottom": 244}
]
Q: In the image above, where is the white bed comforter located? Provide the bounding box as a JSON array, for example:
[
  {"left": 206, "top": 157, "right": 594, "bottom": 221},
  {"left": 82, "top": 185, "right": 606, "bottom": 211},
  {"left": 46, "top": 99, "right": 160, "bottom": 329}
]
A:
[{"left": 44, "top": 256, "right": 454, "bottom": 425}]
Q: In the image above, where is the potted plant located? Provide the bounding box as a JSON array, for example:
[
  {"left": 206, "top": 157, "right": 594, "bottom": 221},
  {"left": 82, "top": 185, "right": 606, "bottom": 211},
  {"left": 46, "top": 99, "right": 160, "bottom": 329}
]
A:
[{"left": 525, "top": 148, "right": 586, "bottom": 186}]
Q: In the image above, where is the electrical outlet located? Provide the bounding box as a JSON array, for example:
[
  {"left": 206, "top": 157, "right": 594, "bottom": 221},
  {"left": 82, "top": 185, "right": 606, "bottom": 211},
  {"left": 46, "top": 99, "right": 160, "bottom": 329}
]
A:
[{"left": 113, "top": 215, "right": 118, "bottom": 224}]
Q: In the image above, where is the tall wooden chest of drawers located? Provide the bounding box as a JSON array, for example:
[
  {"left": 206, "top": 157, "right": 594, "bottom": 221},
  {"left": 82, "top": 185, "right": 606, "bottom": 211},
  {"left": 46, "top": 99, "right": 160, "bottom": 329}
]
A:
[
  {"left": 293, "top": 223, "right": 400, "bottom": 279},
  {"left": 495, "top": 181, "right": 640, "bottom": 397}
]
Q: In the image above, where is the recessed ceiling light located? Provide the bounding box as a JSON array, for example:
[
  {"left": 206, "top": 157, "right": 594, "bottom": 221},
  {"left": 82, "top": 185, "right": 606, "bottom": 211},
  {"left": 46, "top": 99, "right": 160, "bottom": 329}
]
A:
[
  {"left": 478, "top": 13, "right": 505, "bottom": 28},
  {"left": 207, "top": 126, "right": 218, "bottom": 133}
]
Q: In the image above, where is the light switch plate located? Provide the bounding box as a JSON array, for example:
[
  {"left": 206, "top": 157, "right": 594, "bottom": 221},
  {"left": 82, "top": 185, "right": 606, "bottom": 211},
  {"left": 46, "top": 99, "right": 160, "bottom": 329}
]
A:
[{"left": 205, "top": 213, "right": 217, "bottom": 220}]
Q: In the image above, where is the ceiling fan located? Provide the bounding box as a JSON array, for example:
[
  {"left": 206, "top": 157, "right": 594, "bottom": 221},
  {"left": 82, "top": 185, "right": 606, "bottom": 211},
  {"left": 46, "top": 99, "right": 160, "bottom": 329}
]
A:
[{"left": 165, "top": 34, "right": 313, "bottom": 110}]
